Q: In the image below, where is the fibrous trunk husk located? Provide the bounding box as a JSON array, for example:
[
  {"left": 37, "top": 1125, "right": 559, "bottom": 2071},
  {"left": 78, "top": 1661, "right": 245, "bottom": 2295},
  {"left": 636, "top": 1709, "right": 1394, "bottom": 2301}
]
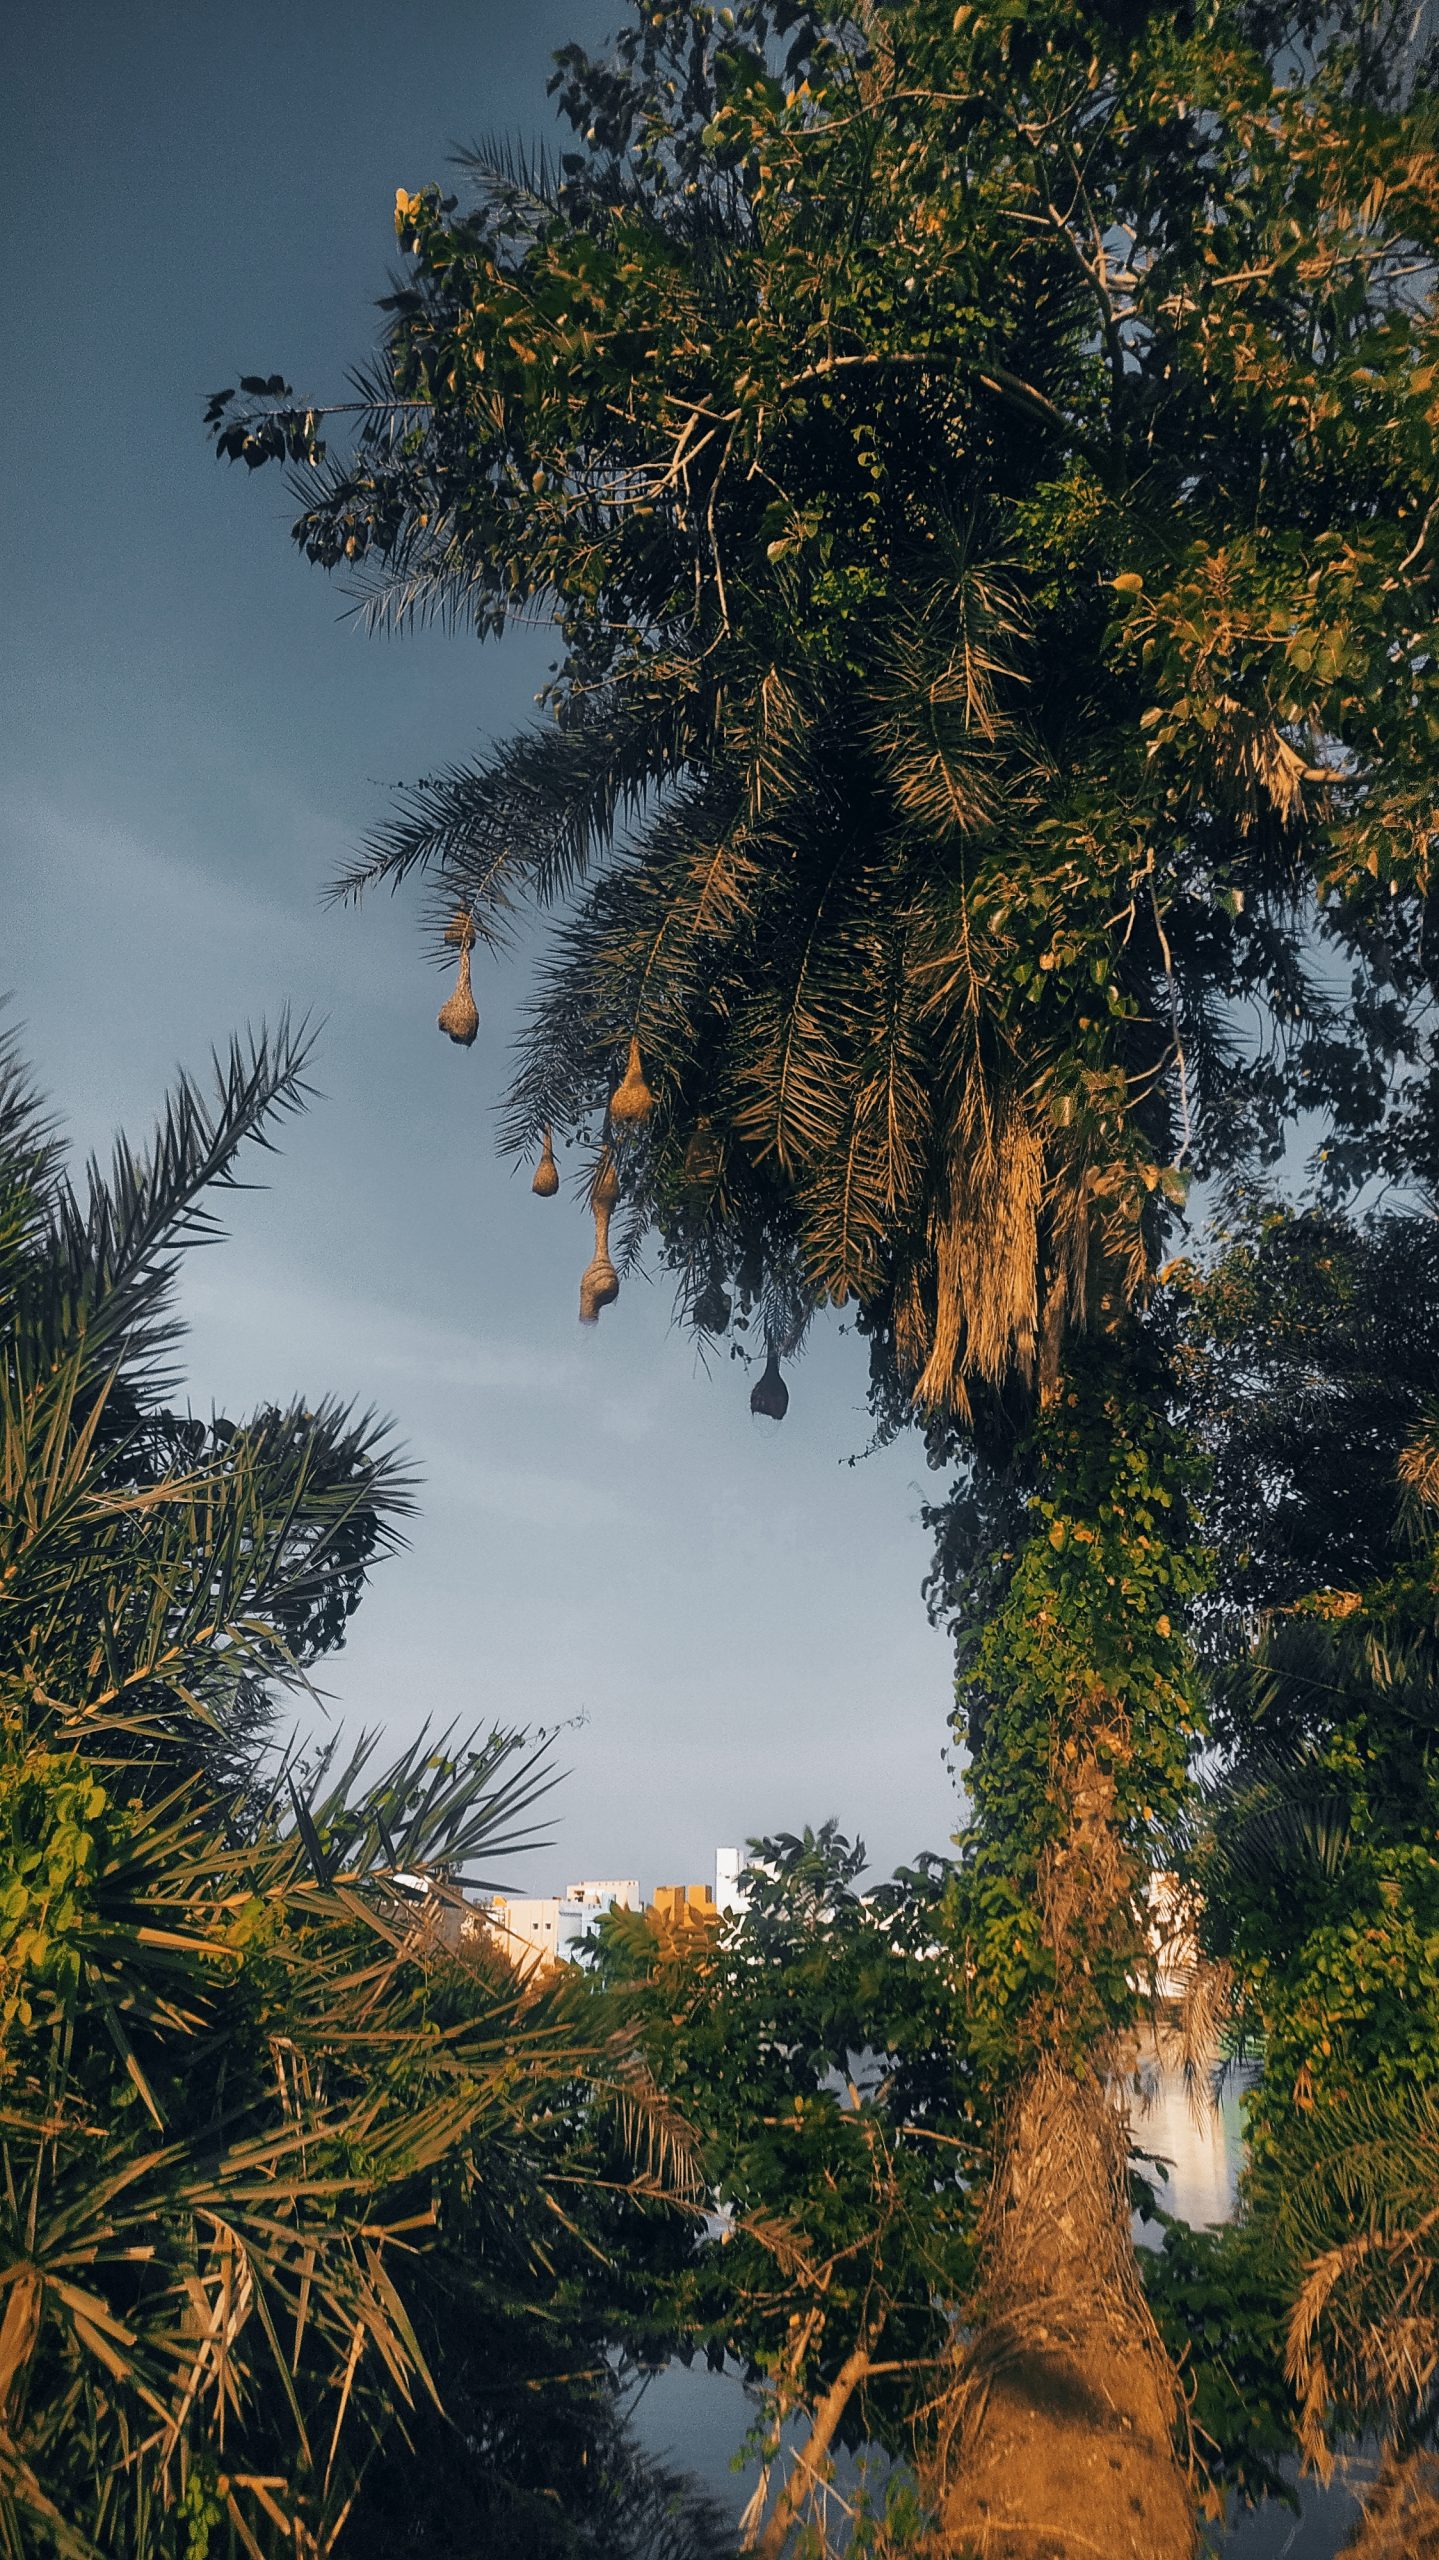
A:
[
  {"left": 935, "top": 2058, "right": 1196, "bottom": 2560},
  {"left": 936, "top": 1749, "right": 1196, "bottom": 2559}
]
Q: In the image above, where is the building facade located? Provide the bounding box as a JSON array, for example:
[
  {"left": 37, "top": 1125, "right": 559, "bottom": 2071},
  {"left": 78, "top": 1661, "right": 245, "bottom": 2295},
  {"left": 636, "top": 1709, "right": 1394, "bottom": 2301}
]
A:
[{"left": 482, "top": 1856, "right": 741, "bottom": 1976}]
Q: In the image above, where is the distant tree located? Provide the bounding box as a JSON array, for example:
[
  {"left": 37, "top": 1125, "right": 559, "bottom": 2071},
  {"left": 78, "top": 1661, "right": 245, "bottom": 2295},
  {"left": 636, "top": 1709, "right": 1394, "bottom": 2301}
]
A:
[
  {"left": 211, "top": 1, "right": 1439, "bottom": 2545},
  {"left": 594, "top": 1824, "right": 980, "bottom": 2554}
]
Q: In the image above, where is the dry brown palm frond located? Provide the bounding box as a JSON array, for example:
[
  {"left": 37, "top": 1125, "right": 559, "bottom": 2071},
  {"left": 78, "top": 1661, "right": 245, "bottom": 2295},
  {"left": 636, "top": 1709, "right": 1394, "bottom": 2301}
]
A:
[
  {"left": 1398, "top": 1407, "right": 1439, "bottom": 1511},
  {"left": 1153, "top": 1948, "right": 1237, "bottom": 2131},
  {"left": 1278, "top": 2087, "right": 1439, "bottom": 2475},
  {"left": 722, "top": 662, "right": 813, "bottom": 822},
  {"left": 1337, "top": 2449, "right": 1439, "bottom": 2559},
  {"left": 912, "top": 1079, "right": 1043, "bottom": 1414},
  {"left": 603, "top": 2055, "right": 704, "bottom": 2204},
  {"left": 1209, "top": 698, "right": 1332, "bottom": 836},
  {"left": 164, "top": 2221, "right": 257, "bottom": 2458},
  {"left": 735, "top": 2209, "right": 824, "bottom": 2285},
  {"left": 0, "top": 2269, "right": 42, "bottom": 2421},
  {"left": 880, "top": 689, "right": 1004, "bottom": 840},
  {"left": 681, "top": 818, "right": 763, "bottom": 947},
  {"left": 1288, "top": 2204, "right": 1439, "bottom": 2476}
]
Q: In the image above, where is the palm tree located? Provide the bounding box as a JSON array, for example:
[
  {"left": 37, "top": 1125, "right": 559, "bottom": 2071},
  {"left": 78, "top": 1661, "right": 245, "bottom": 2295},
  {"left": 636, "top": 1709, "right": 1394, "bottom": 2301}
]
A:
[
  {"left": 0, "top": 1024, "right": 679, "bottom": 2558},
  {"left": 207, "top": 5, "right": 1439, "bottom": 2547}
]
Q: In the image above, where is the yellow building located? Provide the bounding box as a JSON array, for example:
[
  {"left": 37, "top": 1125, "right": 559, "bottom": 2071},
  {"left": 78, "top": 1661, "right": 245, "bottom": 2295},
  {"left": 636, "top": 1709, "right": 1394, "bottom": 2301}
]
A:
[
  {"left": 648, "top": 1883, "right": 716, "bottom": 1928},
  {"left": 482, "top": 1873, "right": 726, "bottom": 1976}
]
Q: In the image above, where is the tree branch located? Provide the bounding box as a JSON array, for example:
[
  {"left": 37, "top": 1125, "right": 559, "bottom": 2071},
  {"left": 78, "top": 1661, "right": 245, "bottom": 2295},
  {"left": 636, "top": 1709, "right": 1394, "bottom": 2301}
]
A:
[{"left": 747, "top": 2345, "right": 873, "bottom": 2560}]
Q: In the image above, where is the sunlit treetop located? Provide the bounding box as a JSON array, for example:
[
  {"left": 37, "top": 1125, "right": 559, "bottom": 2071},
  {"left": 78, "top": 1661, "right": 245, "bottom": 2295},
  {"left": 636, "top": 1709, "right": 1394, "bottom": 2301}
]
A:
[{"left": 212, "top": 0, "right": 1439, "bottom": 1444}]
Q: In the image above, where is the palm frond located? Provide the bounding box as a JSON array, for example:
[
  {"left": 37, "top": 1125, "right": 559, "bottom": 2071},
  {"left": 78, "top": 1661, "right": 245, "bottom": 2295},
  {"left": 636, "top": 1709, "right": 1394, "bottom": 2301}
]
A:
[
  {"left": 1399, "top": 1405, "right": 1439, "bottom": 1514},
  {"left": 873, "top": 562, "right": 1033, "bottom": 841},
  {"left": 331, "top": 680, "right": 697, "bottom": 927},
  {"left": 1280, "top": 2085, "right": 1439, "bottom": 2465},
  {"left": 283, "top": 1720, "right": 561, "bottom": 1892},
  {"left": 450, "top": 132, "right": 566, "bottom": 226},
  {"left": 0, "top": 1016, "right": 64, "bottom": 1288},
  {"left": 32, "top": 1021, "right": 316, "bottom": 1397},
  {"left": 729, "top": 821, "right": 863, "bottom": 1180},
  {"left": 496, "top": 773, "right": 748, "bottom": 1156}
]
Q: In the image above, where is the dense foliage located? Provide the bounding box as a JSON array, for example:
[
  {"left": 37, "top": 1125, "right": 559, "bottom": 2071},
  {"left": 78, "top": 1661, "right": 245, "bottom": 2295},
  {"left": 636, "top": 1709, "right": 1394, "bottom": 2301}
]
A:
[
  {"left": 210, "top": 0, "right": 1439, "bottom": 2034},
  {"left": 1099, "top": 1209, "right": 1439, "bottom": 2512},
  {"left": 0, "top": 1027, "right": 711, "bottom": 2560},
  {"left": 595, "top": 1825, "right": 977, "bottom": 2538},
  {"left": 205, "top": 0, "right": 1439, "bottom": 2546}
]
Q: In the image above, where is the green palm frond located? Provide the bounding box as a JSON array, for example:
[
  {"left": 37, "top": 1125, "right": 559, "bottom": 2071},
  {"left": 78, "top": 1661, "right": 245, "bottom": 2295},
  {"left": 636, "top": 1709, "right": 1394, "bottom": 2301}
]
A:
[
  {"left": 21, "top": 1023, "right": 315, "bottom": 1399},
  {"left": 332, "top": 678, "right": 698, "bottom": 931},
  {"left": 793, "top": 920, "right": 933, "bottom": 1306},
  {"left": 3, "top": 1372, "right": 411, "bottom": 1781},
  {"left": 496, "top": 773, "right": 747, "bottom": 1154},
  {"left": 283, "top": 1719, "right": 560, "bottom": 1893},
  {"left": 728, "top": 814, "right": 875, "bottom": 1182},
  {"left": 0, "top": 1022, "right": 64, "bottom": 1291},
  {"left": 872, "top": 559, "right": 1034, "bottom": 841},
  {"left": 1203, "top": 1739, "right": 1358, "bottom": 1891},
  {"left": 449, "top": 131, "right": 567, "bottom": 228}
]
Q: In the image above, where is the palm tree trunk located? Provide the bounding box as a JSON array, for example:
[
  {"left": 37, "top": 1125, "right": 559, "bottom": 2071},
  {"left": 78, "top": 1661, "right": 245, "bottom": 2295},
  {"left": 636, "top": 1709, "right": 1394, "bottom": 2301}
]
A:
[
  {"left": 938, "top": 1756, "right": 1197, "bottom": 2560},
  {"left": 939, "top": 2060, "right": 1194, "bottom": 2559}
]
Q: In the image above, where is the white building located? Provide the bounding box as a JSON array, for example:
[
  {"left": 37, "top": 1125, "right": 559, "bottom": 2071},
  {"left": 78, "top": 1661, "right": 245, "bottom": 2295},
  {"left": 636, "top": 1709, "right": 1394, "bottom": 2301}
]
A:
[
  {"left": 484, "top": 1859, "right": 749, "bottom": 1976},
  {"left": 485, "top": 1877, "right": 639, "bottom": 1976},
  {"left": 715, "top": 1847, "right": 748, "bottom": 1915},
  {"left": 566, "top": 1878, "right": 640, "bottom": 1911}
]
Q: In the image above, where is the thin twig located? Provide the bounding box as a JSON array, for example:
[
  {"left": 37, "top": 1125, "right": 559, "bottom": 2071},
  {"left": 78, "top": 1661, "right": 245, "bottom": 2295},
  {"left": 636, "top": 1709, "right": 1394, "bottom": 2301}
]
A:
[{"left": 1145, "top": 857, "right": 1193, "bottom": 1167}]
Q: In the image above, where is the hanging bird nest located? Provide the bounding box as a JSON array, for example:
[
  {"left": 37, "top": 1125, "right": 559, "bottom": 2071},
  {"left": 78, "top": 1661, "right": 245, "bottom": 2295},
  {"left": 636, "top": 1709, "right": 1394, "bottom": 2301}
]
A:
[
  {"left": 580, "top": 1158, "right": 621, "bottom": 1323},
  {"left": 532, "top": 1126, "right": 559, "bottom": 1197},
  {"left": 609, "top": 1034, "right": 655, "bottom": 1128},
  {"left": 750, "top": 1348, "right": 789, "bottom": 1421},
  {"left": 579, "top": 1246, "right": 620, "bottom": 1322},
  {"left": 437, "top": 912, "right": 479, "bottom": 1047}
]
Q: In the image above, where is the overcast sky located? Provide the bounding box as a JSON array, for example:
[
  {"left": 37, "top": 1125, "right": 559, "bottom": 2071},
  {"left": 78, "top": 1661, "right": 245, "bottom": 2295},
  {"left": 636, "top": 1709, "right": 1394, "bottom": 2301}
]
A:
[{"left": 3, "top": 0, "right": 963, "bottom": 1894}]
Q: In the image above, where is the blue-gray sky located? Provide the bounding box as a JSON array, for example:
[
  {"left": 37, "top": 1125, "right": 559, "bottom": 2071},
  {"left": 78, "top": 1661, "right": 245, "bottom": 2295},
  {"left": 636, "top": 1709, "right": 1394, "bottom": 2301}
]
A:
[{"left": 3, "top": 0, "right": 960, "bottom": 1892}]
